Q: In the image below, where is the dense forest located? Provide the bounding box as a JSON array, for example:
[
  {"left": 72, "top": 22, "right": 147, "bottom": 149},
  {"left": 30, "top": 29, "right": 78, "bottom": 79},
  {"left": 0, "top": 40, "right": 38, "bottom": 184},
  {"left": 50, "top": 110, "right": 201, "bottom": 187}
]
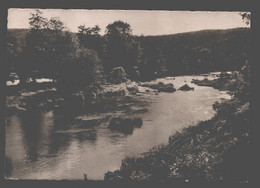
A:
[{"left": 137, "top": 28, "right": 250, "bottom": 79}]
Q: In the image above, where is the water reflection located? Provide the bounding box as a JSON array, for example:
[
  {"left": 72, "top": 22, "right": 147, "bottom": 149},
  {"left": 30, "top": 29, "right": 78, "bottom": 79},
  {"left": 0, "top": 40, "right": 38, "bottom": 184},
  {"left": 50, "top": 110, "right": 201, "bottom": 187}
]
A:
[
  {"left": 18, "top": 109, "right": 42, "bottom": 162},
  {"left": 47, "top": 113, "right": 74, "bottom": 155},
  {"left": 74, "top": 128, "right": 97, "bottom": 144},
  {"left": 5, "top": 156, "right": 13, "bottom": 178}
]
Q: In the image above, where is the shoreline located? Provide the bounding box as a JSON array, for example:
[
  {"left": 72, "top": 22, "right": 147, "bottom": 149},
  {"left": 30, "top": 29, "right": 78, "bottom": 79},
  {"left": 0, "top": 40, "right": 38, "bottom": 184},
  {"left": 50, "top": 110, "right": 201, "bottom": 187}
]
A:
[{"left": 5, "top": 71, "right": 227, "bottom": 116}]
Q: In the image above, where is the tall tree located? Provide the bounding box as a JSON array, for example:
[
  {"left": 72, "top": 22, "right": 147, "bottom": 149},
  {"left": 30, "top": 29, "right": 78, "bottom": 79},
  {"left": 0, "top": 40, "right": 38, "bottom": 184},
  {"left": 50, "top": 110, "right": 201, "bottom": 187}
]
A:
[
  {"left": 105, "top": 21, "right": 143, "bottom": 76},
  {"left": 17, "top": 10, "right": 48, "bottom": 84},
  {"left": 18, "top": 10, "right": 79, "bottom": 84},
  {"left": 77, "top": 25, "right": 101, "bottom": 47},
  {"left": 77, "top": 25, "right": 105, "bottom": 60},
  {"left": 28, "top": 9, "right": 48, "bottom": 30}
]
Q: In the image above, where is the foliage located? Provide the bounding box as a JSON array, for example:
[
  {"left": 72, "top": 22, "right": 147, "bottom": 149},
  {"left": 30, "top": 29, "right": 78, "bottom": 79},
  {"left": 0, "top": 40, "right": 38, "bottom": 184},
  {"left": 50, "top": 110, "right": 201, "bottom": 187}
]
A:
[
  {"left": 7, "top": 11, "right": 250, "bottom": 94},
  {"left": 137, "top": 28, "right": 250, "bottom": 78},
  {"left": 240, "top": 12, "right": 251, "bottom": 25},
  {"left": 8, "top": 27, "right": 250, "bottom": 83},
  {"left": 57, "top": 47, "right": 101, "bottom": 93},
  {"left": 105, "top": 21, "right": 143, "bottom": 77},
  {"left": 139, "top": 47, "right": 168, "bottom": 80},
  {"left": 15, "top": 10, "right": 78, "bottom": 84},
  {"left": 78, "top": 25, "right": 101, "bottom": 37},
  {"left": 8, "top": 9, "right": 105, "bottom": 95},
  {"left": 77, "top": 25, "right": 105, "bottom": 58},
  {"left": 28, "top": 9, "right": 48, "bottom": 30},
  {"left": 7, "top": 36, "right": 19, "bottom": 79}
]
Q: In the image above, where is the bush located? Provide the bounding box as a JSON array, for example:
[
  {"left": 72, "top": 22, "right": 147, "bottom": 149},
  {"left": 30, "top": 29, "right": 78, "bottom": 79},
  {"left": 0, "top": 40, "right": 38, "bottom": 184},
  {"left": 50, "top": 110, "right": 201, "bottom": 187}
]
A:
[{"left": 57, "top": 48, "right": 101, "bottom": 94}]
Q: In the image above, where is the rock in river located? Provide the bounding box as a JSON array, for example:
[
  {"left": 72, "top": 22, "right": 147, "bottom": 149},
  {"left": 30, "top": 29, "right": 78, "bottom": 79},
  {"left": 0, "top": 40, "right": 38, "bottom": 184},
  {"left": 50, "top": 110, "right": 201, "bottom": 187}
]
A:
[
  {"left": 178, "top": 84, "right": 194, "bottom": 91},
  {"left": 108, "top": 117, "right": 143, "bottom": 134},
  {"left": 158, "top": 83, "right": 176, "bottom": 92},
  {"left": 126, "top": 84, "right": 139, "bottom": 94},
  {"left": 141, "top": 82, "right": 176, "bottom": 93}
]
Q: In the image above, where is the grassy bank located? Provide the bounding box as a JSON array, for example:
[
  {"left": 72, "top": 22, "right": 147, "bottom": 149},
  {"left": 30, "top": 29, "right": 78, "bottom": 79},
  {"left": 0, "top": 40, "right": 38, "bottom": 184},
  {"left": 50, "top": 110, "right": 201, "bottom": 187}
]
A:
[{"left": 104, "top": 63, "right": 250, "bottom": 183}]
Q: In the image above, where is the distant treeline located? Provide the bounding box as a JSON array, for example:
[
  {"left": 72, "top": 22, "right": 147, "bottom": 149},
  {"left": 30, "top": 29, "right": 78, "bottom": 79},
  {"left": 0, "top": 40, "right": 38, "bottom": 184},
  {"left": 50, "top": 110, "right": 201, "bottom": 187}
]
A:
[
  {"left": 136, "top": 28, "right": 250, "bottom": 80},
  {"left": 7, "top": 10, "right": 250, "bottom": 92}
]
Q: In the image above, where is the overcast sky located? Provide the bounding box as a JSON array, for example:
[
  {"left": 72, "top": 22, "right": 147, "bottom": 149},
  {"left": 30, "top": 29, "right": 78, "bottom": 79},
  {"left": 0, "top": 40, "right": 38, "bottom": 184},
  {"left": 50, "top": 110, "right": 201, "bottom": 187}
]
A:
[{"left": 8, "top": 9, "right": 250, "bottom": 36}]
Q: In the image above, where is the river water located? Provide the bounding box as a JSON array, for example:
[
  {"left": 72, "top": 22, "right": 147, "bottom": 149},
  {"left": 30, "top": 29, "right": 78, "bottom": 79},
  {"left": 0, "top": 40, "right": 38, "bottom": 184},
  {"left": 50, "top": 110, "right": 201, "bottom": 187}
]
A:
[{"left": 5, "top": 73, "right": 231, "bottom": 180}]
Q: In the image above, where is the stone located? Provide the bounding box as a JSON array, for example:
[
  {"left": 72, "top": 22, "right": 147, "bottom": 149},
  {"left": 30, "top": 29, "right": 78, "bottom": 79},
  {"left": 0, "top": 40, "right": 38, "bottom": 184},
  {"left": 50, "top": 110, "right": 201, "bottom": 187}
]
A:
[
  {"left": 109, "top": 67, "right": 127, "bottom": 84},
  {"left": 158, "top": 83, "right": 176, "bottom": 92},
  {"left": 141, "top": 82, "right": 176, "bottom": 93},
  {"left": 127, "top": 85, "right": 139, "bottom": 94},
  {"left": 108, "top": 117, "right": 143, "bottom": 134},
  {"left": 178, "top": 84, "right": 194, "bottom": 91}
]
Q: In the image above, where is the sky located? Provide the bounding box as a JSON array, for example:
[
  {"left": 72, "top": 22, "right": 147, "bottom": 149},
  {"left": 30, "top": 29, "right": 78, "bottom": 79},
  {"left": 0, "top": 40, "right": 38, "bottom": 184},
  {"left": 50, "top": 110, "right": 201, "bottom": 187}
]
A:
[{"left": 7, "top": 9, "right": 250, "bottom": 36}]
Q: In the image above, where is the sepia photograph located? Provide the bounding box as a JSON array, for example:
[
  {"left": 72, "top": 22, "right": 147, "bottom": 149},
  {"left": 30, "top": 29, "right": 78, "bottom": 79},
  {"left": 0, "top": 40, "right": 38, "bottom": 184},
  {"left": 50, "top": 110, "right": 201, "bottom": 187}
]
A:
[{"left": 4, "top": 8, "right": 250, "bottom": 183}]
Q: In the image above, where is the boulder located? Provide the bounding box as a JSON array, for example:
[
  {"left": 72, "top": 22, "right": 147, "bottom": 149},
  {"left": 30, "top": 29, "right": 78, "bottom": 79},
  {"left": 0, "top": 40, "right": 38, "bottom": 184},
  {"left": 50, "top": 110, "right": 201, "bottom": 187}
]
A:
[
  {"left": 108, "top": 117, "right": 143, "bottom": 134},
  {"left": 142, "top": 82, "right": 176, "bottom": 93},
  {"left": 158, "top": 83, "right": 176, "bottom": 92},
  {"left": 109, "top": 67, "right": 127, "bottom": 84},
  {"left": 178, "top": 84, "right": 194, "bottom": 91},
  {"left": 129, "top": 117, "right": 143, "bottom": 128},
  {"left": 191, "top": 78, "right": 220, "bottom": 89},
  {"left": 191, "top": 78, "right": 209, "bottom": 84},
  {"left": 127, "top": 85, "right": 139, "bottom": 94}
]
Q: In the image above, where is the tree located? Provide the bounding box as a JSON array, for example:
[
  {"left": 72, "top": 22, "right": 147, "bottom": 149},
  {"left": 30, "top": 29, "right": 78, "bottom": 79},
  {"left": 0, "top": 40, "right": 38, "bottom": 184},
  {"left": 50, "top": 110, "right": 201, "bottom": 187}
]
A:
[
  {"left": 77, "top": 24, "right": 107, "bottom": 68},
  {"left": 57, "top": 47, "right": 101, "bottom": 93},
  {"left": 240, "top": 12, "right": 251, "bottom": 25},
  {"left": 77, "top": 25, "right": 105, "bottom": 59},
  {"left": 7, "top": 36, "right": 19, "bottom": 81},
  {"left": 139, "top": 47, "right": 168, "bottom": 80},
  {"left": 18, "top": 10, "right": 79, "bottom": 84},
  {"left": 16, "top": 10, "right": 48, "bottom": 84},
  {"left": 155, "top": 48, "right": 168, "bottom": 77},
  {"left": 47, "top": 17, "right": 65, "bottom": 31},
  {"left": 105, "top": 21, "right": 143, "bottom": 77},
  {"left": 7, "top": 36, "right": 18, "bottom": 68},
  {"left": 106, "top": 21, "right": 132, "bottom": 37},
  {"left": 28, "top": 9, "right": 48, "bottom": 30}
]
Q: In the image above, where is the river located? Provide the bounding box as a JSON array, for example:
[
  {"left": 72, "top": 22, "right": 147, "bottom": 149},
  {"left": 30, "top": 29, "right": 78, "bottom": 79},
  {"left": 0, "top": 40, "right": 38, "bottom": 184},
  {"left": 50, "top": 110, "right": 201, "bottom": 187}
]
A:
[{"left": 5, "top": 73, "right": 231, "bottom": 180}]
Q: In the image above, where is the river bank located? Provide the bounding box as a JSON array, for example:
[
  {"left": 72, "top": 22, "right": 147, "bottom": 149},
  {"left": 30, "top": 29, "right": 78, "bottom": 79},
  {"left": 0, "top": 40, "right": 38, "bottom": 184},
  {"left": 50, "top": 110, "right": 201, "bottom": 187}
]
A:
[
  {"left": 5, "top": 71, "right": 221, "bottom": 117},
  {"left": 104, "top": 69, "right": 250, "bottom": 182}
]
